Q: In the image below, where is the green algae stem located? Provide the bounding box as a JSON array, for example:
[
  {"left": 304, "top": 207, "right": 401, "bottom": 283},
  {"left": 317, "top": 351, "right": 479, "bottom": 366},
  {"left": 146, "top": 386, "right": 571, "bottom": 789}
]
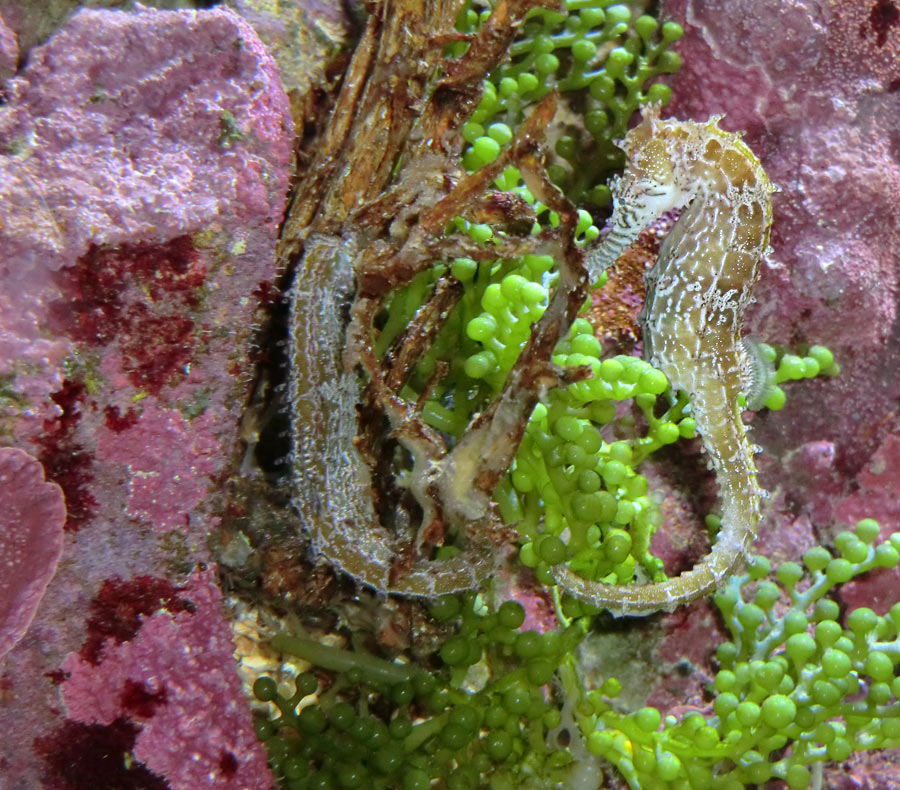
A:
[{"left": 271, "top": 632, "right": 413, "bottom": 685}]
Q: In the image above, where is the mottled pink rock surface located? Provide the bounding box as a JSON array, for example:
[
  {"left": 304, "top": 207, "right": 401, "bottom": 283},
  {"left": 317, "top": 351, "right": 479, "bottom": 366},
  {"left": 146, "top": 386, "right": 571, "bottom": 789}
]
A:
[
  {"left": 0, "top": 9, "right": 15, "bottom": 78},
  {"left": 0, "top": 5, "right": 291, "bottom": 788},
  {"left": 60, "top": 569, "right": 269, "bottom": 790},
  {"left": 0, "top": 448, "right": 65, "bottom": 660}
]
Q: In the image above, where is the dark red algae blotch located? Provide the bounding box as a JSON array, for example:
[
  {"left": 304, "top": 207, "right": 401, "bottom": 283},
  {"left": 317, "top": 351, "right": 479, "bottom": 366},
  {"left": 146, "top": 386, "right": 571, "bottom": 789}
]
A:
[
  {"left": 862, "top": 0, "right": 900, "bottom": 47},
  {"left": 80, "top": 576, "right": 192, "bottom": 665},
  {"left": 218, "top": 750, "right": 239, "bottom": 779},
  {"left": 34, "top": 380, "right": 96, "bottom": 532},
  {"left": 119, "top": 679, "right": 167, "bottom": 719},
  {"left": 35, "top": 718, "right": 169, "bottom": 790},
  {"left": 104, "top": 404, "right": 140, "bottom": 433},
  {"left": 48, "top": 235, "right": 207, "bottom": 394}
]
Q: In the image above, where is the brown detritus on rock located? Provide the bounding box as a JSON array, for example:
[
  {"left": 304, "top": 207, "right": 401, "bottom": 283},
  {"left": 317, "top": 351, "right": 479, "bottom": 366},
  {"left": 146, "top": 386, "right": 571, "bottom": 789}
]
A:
[{"left": 587, "top": 217, "right": 674, "bottom": 348}]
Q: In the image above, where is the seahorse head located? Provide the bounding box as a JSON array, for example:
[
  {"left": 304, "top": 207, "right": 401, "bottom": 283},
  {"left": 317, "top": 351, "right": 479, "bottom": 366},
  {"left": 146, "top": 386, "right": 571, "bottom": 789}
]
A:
[{"left": 612, "top": 104, "right": 697, "bottom": 218}]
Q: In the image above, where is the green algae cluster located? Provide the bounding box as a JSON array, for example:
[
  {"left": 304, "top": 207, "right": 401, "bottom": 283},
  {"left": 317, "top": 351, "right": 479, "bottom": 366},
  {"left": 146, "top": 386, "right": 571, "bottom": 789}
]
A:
[
  {"left": 454, "top": 0, "right": 683, "bottom": 204},
  {"left": 254, "top": 523, "right": 900, "bottom": 790}
]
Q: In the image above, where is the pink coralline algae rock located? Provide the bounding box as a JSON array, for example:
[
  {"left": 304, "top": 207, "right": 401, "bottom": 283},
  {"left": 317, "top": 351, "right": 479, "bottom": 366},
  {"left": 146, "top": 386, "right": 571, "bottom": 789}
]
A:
[
  {"left": 0, "top": 5, "right": 292, "bottom": 788},
  {"left": 0, "top": 447, "right": 65, "bottom": 659},
  {"left": 61, "top": 568, "right": 270, "bottom": 790},
  {"left": 0, "top": 10, "right": 15, "bottom": 78}
]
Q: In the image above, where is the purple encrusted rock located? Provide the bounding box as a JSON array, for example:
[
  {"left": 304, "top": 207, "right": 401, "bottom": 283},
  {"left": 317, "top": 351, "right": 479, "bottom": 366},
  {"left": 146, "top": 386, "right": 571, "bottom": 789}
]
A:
[
  {"left": 60, "top": 568, "right": 270, "bottom": 790},
  {"left": 0, "top": 9, "right": 15, "bottom": 79},
  {"left": 0, "top": 447, "right": 65, "bottom": 660},
  {"left": 0, "top": 5, "right": 292, "bottom": 787}
]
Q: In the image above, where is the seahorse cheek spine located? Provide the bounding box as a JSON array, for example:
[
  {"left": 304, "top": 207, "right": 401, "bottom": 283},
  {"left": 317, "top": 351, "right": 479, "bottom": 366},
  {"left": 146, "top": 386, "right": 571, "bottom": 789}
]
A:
[{"left": 553, "top": 107, "right": 775, "bottom": 616}]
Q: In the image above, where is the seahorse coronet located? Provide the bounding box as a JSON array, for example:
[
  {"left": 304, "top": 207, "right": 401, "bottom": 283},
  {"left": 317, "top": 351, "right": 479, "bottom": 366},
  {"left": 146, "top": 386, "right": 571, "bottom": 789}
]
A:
[{"left": 555, "top": 104, "right": 775, "bottom": 617}]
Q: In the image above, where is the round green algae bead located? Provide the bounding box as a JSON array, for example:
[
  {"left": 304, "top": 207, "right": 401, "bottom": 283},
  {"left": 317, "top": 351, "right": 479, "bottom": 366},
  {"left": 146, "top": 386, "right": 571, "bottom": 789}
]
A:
[
  {"left": 814, "top": 619, "right": 842, "bottom": 647},
  {"left": 572, "top": 38, "right": 597, "bottom": 62},
  {"left": 882, "top": 717, "right": 900, "bottom": 738},
  {"left": 783, "top": 610, "right": 809, "bottom": 635},
  {"left": 602, "top": 459, "right": 628, "bottom": 487},
  {"left": 431, "top": 593, "right": 462, "bottom": 621},
  {"left": 746, "top": 555, "right": 771, "bottom": 579},
  {"left": 847, "top": 607, "right": 879, "bottom": 634},
  {"left": 519, "top": 541, "right": 538, "bottom": 568},
  {"left": 661, "top": 20, "right": 684, "bottom": 41},
  {"left": 515, "top": 630, "right": 543, "bottom": 660},
  {"left": 605, "top": 4, "right": 631, "bottom": 25},
  {"left": 554, "top": 415, "right": 583, "bottom": 442},
  {"left": 485, "top": 730, "right": 513, "bottom": 761},
  {"left": 488, "top": 123, "right": 512, "bottom": 145},
  {"left": 655, "top": 421, "right": 681, "bottom": 444},
  {"left": 776, "top": 561, "right": 804, "bottom": 588},
  {"left": 527, "top": 657, "right": 555, "bottom": 686},
  {"left": 440, "top": 636, "right": 470, "bottom": 666},
  {"left": 808, "top": 345, "right": 834, "bottom": 369},
  {"left": 827, "top": 737, "right": 852, "bottom": 762},
  {"left": 875, "top": 543, "right": 900, "bottom": 567},
  {"left": 764, "top": 385, "right": 786, "bottom": 411},
  {"left": 812, "top": 598, "right": 840, "bottom": 622},
  {"left": 835, "top": 531, "right": 868, "bottom": 563},
  {"left": 468, "top": 223, "right": 493, "bottom": 243},
  {"left": 678, "top": 417, "right": 696, "bottom": 438},
  {"left": 451, "top": 256, "right": 477, "bottom": 282},
  {"left": 604, "top": 529, "right": 632, "bottom": 563},
  {"left": 802, "top": 545, "right": 832, "bottom": 573},
  {"left": 752, "top": 660, "right": 784, "bottom": 691},
  {"left": 635, "top": 706, "right": 661, "bottom": 732},
  {"left": 298, "top": 706, "right": 327, "bottom": 735},
  {"left": 821, "top": 647, "right": 851, "bottom": 679},
  {"left": 517, "top": 72, "right": 539, "bottom": 94},
  {"left": 656, "top": 752, "right": 681, "bottom": 781},
  {"left": 786, "top": 634, "right": 817, "bottom": 665},
  {"left": 736, "top": 701, "right": 760, "bottom": 726},
  {"left": 714, "top": 692, "right": 739, "bottom": 719},
  {"left": 466, "top": 314, "right": 497, "bottom": 342},
  {"left": 472, "top": 135, "right": 501, "bottom": 164},
  {"left": 754, "top": 581, "right": 780, "bottom": 609},
  {"left": 737, "top": 603, "right": 765, "bottom": 630},
  {"left": 779, "top": 354, "right": 805, "bottom": 380},
  {"left": 461, "top": 121, "right": 484, "bottom": 144},
  {"left": 403, "top": 769, "right": 432, "bottom": 790},
  {"left": 761, "top": 694, "right": 796, "bottom": 729},
  {"left": 253, "top": 676, "right": 278, "bottom": 702},
  {"left": 599, "top": 358, "right": 624, "bottom": 382},
  {"left": 634, "top": 14, "right": 658, "bottom": 38},
  {"left": 826, "top": 558, "right": 854, "bottom": 583},
  {"left": 802, "top": 357, "right": 820, "bottom": 377},
  {"left": 535, "top": 52, "right": 560, "bottom": 75},
  {"left": 464, "top": 351, "right": 495, "bottom": 379},
  {"left": 785, "top": 764, "right": 811, "bottom": 790},
  {"left": 638, "top": 367, "right": 668, "bottom": 395},
  {"left": 538, "top": 534, "right": 567, "bottom": 564},
  {"left": 497, "top": 600, "right": 526, "bottom": 629}
]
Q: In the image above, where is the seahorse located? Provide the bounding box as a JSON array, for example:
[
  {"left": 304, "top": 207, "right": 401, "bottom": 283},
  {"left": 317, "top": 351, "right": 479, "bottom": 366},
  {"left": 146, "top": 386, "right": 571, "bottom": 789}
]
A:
[
  {"left": 288, "top": 233, "right": 496, "bottom": 598},
  {"left": 552, "top": 105, "right": 776, "bottom": 616}
]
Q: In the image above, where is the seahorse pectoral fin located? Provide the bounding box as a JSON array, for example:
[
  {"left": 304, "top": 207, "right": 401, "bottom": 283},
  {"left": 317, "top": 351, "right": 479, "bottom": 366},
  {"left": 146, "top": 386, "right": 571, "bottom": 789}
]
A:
[{"left": 739, "top": 336, "right": 777, "bottom": 411}]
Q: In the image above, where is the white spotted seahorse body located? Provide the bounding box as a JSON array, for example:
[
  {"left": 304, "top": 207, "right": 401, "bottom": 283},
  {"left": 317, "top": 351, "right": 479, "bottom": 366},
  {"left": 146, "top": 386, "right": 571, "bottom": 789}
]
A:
[{"left": 552, "top": 106, "right": 776, "bottom": 616}]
